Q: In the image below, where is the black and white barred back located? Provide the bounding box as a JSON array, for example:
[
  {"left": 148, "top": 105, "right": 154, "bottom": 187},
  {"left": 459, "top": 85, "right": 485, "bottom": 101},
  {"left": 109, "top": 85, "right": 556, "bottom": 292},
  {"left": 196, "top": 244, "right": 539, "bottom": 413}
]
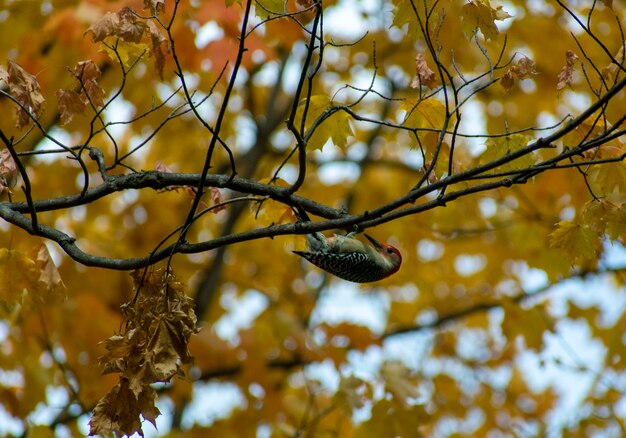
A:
[{"left": 292, "top": 250, "right": 390, "bottom": 283}]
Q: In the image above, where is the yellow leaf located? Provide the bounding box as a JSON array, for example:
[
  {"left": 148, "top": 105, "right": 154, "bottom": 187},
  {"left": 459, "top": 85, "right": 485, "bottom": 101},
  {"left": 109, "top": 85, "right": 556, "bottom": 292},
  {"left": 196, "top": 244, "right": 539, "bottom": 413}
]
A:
[
  {"left": 589, "top": 162, "right": 626, "bottom": 196},
  {"left": 501, "top": 298, "right": 551, "bottom": 350},
  {"left": 582, "top": 200, "right": 626, "bottom": 241},
  {"left": 461, "top": 0, "right": 511, "bottom": 41},
  {"left": 480, "top": 134, "right": 535, "bottom": 172},
  {"left": 549, "top": 220, "right": 601, "bottom": 263},
  {"left": 26, "top": 425, "right": 56, "bottom": 438},
  {"left": 294, "top": 95, "right": 353, "bottom": 151},
  {"left": 101, "top": 37, "right": 150, "bottom": 70},
  {"left": 401, "top": 98, "right": 454, "bottom": 148},
  {"left": 333, "top": 375, "right": 367, "bottom": 416},
  {"left": 354, "top": 399, "right": 427, "bottom": 438},
  {"left": 253, "top": 178, "right": 295, "bottom": 227},
  {"left": 0, "top": 248, "right": 39, "bottom": 314},
  {"left": 255, "top": 0, "right": 284, "bottom": 20},
  {"left": 380, "top": 360, "right": 419, "bottom": 406}
]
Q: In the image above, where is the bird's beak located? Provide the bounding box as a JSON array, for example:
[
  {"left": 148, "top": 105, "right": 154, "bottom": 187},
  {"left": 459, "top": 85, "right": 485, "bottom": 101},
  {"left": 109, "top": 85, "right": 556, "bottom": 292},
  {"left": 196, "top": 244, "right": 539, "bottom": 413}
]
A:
[{"left": 364, "top": 234, "right": 384, "bottom": 250}]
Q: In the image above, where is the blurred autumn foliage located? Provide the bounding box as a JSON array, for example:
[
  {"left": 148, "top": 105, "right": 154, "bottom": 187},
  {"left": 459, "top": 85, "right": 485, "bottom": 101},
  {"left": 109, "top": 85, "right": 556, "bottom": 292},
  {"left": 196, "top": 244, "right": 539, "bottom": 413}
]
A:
[{"left": 2, "top": 0, "right": 626, "bottom": 436}]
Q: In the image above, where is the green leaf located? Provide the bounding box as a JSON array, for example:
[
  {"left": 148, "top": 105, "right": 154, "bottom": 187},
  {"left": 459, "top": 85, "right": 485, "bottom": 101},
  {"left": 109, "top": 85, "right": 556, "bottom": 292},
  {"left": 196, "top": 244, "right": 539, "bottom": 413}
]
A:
[{"left": 255, "top": 0, "right": 284, "bottom": 20}]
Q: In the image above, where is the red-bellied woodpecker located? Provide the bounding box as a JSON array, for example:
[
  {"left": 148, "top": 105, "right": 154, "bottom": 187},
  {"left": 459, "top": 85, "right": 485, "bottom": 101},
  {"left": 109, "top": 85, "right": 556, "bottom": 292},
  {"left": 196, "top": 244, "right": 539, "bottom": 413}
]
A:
[{"left": 293, "top": 231, "right": 402, "bottom": 283}]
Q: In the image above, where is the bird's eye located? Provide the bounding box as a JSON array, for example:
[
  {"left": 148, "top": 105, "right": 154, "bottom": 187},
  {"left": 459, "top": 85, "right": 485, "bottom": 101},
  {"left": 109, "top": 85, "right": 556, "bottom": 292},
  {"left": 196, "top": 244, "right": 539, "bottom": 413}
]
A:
[{"left": 387, "top": 248, "right": 394, "bottom": 254}]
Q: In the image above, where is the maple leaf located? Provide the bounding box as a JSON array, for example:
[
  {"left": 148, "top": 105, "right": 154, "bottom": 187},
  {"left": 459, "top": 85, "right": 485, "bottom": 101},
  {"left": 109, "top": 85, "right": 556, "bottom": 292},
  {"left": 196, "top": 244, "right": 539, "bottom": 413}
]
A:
[
  {"left": 146, "top": 21, "right": 168, "bottom": 80},
  {"left": 355, "top": 399, "right": 428, "bottom": 438},
  {"left": 255, "top": 0, "right": 285, "bottom": 20},
  {"left": 73, "top": 60, "right": 105, "bottom": 107},
  {"left": 333, "top": 375, "right": 368, "bottom": 416},
  {"left": 93, "top": 269, "right": 196, "bottom": 435},
  {"left": 602, "top": 44, "right": 625, "bottom": 79},
  {"left": 480, "top": 134, "right": 535, "bottom": 172},
  {"left": 254, "top": 178, "right": 295, "bottom": 226},
  {"left": 57, "top": 61, "right": 106, "bottom": 123},
  {"left": 501, "top": 56, "right": 537, "bottom": 93},
  {"left": 600, "top": 0, "right": 613, "bottom": 9},
  {"left": 5, "top": 61, "right": 45, "bottom": 129},
  {"left": 410, "top": 53, "right": 438, "bottom": 89},
  {"left": 86, "top": 7, "right": 147, "bottom": 43},
  {"left": 557, "top": 50, "right": 579, "bottom": 91},
  {"left": 461, "top": 0, "right": 511, "bottom": 41},
  {"left": 501, "top": 298, "right": 552, "bottom": 350},
  {"left": 209, "top": 187, "right": 227, "bottom": 213},
  {"left": 589, "top": 162, "right": 626, "bottom": 196},
  {"left": 100, "top": 36, "right": 151, "bottom": 70},
  {"left": 89, "top": 378, "right": 160, "bottom": 437},
  {"left": 581, "top": 200, "right": 626, "bottom": 241},
  {"left": 0, "top": 149, "right": 17, "bottom": 195},
  {"left": 33, "top": 244, "right": 66, "bottom": 302},
  {"left": 401, "top": 97, "right": 455, "bottom": 149},
  {"left": 295, "top": 95, "right": 353, "bottom": 151},
  {"left": 0, "top": 248, "right": 39, "bottom": 314},
  {"left": 549, "top": 220, "right": 601, "bottom": 263},
  {"left": 511, "top": 56, "right": 537, "bottom": 78},
  {"left": 500, "top": 70, "right": 514, "bottom": 93},
  {"left": 144, "top": 0, "right": 166, "bottom": 15},
  {"left": 380, "top": 360, "right": 419, "bottom": 407},
  {"left": 56, "top": 89, "right": 87, "bottom": 125}
]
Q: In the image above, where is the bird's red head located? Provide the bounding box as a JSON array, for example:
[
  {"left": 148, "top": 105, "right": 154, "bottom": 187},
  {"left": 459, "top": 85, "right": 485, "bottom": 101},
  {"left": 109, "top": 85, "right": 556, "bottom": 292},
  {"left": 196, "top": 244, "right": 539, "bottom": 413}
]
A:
[
  {"left": 365, "top": 234, "right": 402, "bottom": 276},
  {"left": 380, "top": 243, "right": 402, "bottom": 275}
]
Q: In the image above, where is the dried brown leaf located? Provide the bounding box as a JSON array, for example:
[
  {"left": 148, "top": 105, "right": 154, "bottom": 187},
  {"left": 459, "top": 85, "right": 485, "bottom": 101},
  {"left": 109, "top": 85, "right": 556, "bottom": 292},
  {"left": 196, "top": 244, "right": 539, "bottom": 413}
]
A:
[
  {"left": 602, "top": 45, "right": 625, "bottom": 79},
  {"left": 0, "top": 149, "right": 17, "bottom": 179},
  {"left": 510, "top": 56, "right": 537, "bottom": 79},
  {"left": 500, "top": 69, "right": 514, "bottom": 93},
  {"left": 144, "top": 0, "right": 166, "bottom": 15},
  {"left": 557, "top": 50, "right": 579, "bottom": 91},
  {"left": 93, "top": 268, "right": 196, "bottom": 434},
  {"left": 56, "top": 89, "right": 86, "bottom": 125},
  {"left": 89, "top": 378, "right": 160, "bottom": 437},
  {"left": 209, "top": 187, "right": 227, "bottom": 213},
  {"left": 600, "top": 0, "right": 613, "bottom": 9},
  {"left": 410, "top": 53, "right": 437, "bottom": 89},
  {"left": 34, "top": 244, "right": 66, "bottom": 300},
  {"left": 147, "top": 21, "right": 168, "bottom": 80},
  {"left": 86, "top": 7, "right": 147, "bottom": 43},
  {"left": 6, "top": 61, "right": 45, "bottom": 129}
]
